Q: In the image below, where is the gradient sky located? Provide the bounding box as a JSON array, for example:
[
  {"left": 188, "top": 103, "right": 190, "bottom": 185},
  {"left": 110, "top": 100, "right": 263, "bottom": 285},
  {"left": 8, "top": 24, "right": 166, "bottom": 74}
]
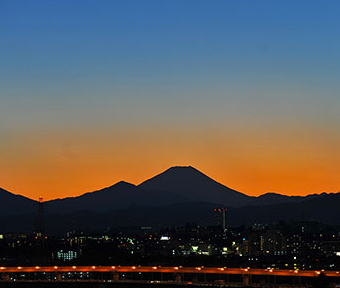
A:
[{"left": 1, "top": 0, "right": 339, "bottom": 200}]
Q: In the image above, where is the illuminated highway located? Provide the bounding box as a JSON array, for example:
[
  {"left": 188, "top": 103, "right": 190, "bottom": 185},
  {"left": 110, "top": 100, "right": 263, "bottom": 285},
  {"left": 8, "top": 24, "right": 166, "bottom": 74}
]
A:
[{"left": 0, "top": 266, "right": 339, "bottom": 277}]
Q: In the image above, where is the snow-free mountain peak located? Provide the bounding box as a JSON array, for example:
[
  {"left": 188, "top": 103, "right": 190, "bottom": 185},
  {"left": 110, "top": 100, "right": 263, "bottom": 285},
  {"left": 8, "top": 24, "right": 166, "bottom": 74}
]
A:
[{"left": 138, "top": 166, "right": 251, "bottom": 207}]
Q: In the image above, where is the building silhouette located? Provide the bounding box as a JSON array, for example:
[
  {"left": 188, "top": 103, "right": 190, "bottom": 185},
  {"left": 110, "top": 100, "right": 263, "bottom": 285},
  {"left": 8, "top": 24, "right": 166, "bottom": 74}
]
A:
[{"left": 214, "top": 207, "right": 227, "bottom": 231}]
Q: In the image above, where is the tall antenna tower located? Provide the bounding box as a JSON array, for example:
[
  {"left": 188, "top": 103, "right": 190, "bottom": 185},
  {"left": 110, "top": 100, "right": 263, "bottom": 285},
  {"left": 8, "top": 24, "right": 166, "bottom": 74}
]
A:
[{"left": 37, "top": 197, "right": 45, "bottom": 237}]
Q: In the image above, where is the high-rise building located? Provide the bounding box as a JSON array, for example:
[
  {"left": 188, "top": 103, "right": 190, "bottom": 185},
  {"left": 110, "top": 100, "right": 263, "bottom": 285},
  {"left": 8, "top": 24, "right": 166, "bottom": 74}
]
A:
[{"left": 214, "top": 207, "right": 227, "bottom": 231}]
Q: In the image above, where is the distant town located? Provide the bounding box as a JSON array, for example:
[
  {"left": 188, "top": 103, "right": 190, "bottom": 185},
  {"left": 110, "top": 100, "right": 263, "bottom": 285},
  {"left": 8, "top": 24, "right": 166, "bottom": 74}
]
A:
[{"left": 2, "top": 210, "right": 340, "bottom": 271}]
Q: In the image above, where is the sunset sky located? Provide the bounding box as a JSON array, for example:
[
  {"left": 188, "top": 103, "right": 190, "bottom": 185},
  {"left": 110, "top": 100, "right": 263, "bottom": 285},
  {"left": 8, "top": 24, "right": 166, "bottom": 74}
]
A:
[{"left": 1, "top": 0, "right": 339, "bottom": 200}]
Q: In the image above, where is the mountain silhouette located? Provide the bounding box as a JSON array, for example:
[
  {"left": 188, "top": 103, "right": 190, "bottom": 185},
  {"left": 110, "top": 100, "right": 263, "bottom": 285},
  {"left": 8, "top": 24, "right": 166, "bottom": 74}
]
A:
[
  {"left": 0, "top": 165, "right": 336, "bottom": 234},
  {"left": 227, "top": 192, "right": 340, "bottom": 226},
  {"left": 139, "top": 166, "right": 251, "bottom": 207},
  {"left": 45, "top": 180, "right": 189, "bottom": 214},
  {"left": 254, "top": 192, "right": 322, "bottom": 206},
  {"left": 0, "top": 166, "right": 331, "bottom": 218},
  {"left": 3, "top": 193, "right": 340, "bottom": 235},
  {"left": 0, "top": 187, "right": 37, "bottom": 216}
]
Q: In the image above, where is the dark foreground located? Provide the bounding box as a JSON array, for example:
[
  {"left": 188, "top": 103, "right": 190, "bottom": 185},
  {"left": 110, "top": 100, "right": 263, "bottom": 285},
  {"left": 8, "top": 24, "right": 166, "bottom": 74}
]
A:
[{"left": 0, "top": 282, "right": 247, "bottom": 288}]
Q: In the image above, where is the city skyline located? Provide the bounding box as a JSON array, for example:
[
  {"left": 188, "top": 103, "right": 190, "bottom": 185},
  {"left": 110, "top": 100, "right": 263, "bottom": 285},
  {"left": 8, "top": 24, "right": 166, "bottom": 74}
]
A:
[{"left": 1, "top": 0, "right": 339, "bottom": 200}]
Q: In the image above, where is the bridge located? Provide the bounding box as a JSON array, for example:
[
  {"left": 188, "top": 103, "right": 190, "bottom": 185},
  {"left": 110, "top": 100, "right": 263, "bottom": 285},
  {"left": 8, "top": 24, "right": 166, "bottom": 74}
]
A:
[{"left": 0, "top": 266, "right": 339, "bottom": 286}]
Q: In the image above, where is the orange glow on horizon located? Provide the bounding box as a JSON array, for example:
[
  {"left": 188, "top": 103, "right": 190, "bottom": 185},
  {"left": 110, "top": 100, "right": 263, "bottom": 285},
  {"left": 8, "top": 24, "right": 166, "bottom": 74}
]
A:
[
  {"left": 0, "top": 125, "right": 338, "bottom": 201},
  {"left": 1, "top": 161, "right": 338, "bottom": 201}
]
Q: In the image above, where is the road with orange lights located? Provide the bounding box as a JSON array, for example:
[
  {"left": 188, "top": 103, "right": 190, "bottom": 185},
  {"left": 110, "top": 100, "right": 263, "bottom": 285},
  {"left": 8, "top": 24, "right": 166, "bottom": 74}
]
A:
[{"left": 0, "top": 266, "right": 339, "bottom": 278}]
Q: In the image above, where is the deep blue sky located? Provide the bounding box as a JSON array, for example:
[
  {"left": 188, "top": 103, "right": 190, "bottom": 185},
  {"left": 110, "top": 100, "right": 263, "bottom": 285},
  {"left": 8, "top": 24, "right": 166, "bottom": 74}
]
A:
[{"left": 0, "top": 0, "right": 339, "bottom": 199}]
